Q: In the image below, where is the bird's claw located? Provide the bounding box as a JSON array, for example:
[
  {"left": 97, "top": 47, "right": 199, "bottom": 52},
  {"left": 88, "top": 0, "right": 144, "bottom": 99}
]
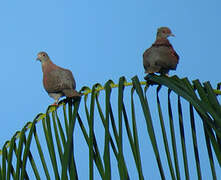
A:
[{"left": 51, "top": 103, "right": 59, "bottom": 106}]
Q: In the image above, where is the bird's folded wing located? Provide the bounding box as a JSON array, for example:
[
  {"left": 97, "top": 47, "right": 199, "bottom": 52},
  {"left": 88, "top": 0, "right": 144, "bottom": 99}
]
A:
[{"left": 44, "top": 68, "right": 76, "bottom": 93}]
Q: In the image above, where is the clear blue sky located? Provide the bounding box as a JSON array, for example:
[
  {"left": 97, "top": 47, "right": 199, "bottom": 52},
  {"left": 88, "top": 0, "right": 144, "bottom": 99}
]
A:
[{"left": 0, "top": 0, "right": 220, "bottom": 179}]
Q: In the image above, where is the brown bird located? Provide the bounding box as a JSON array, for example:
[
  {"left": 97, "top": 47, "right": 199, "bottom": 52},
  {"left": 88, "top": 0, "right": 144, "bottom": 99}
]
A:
[
  {"left": 36, "top": 52, "right": 81, "bottom": 105},
  {"left": 143, "top": 27, "right": 179, "bottom": 75}
]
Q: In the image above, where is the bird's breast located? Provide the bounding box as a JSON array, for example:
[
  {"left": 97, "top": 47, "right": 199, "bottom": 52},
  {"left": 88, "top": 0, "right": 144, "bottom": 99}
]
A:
[{"left": 43, "top": 75, "right": 49, "bottom": 90}]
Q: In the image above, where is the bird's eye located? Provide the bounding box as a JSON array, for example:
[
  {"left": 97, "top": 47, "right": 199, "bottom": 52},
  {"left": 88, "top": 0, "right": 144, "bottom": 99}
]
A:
[
  {"left": 43, "top": 54, "right": 45, "bottom": 57},
  {"left": 162, "top": 30, "right": 166, "bottom": 33}
]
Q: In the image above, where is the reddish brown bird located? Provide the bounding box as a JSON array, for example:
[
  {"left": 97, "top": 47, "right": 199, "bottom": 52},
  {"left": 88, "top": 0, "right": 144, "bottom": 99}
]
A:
[
  {"left": 143, "top": 27, "right": 179, "bottom": 75},
  {"left": 36, "top": 52, "right": 81, "bottom": 105}
]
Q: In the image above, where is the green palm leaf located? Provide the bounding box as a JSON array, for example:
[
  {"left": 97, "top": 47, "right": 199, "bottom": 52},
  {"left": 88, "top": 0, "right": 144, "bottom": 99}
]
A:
[{"left": 0, "top": 75, "right": 221, "bottom": 179}]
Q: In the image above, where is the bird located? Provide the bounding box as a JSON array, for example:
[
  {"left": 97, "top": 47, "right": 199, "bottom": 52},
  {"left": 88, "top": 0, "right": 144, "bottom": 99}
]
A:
[
  {"left": 36, "top": 51, "right": 81, "bottom": 105},
  {"left": 143, "top": 27, "right": 179, "bottom": 75}
]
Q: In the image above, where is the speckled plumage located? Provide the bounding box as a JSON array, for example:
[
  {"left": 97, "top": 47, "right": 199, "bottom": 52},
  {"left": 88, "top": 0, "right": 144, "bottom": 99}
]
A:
[
  {"left": 143, "top": 27, "right": 179, "bottom": 75},
  {"left": 37, "top": 52, "right": 80, "bottom": 104}
]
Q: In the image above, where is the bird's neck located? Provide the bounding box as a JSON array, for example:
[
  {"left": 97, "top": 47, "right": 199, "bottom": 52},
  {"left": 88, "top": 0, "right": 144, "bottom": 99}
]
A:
[
  {"left": 153, "top": 38, "right": 171, "bottom": 46},
  {"left": 42, "top": 59, "right": 56, "bottom": 73}
]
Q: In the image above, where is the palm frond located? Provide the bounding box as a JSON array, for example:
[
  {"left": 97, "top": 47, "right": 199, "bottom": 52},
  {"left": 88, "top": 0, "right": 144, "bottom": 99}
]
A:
[{"left": 0, "top": 75, "right": 221, "bottom": 179}]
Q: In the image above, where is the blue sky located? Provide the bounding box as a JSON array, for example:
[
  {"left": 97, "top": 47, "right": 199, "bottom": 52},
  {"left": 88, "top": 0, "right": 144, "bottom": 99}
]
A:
[{"left": 0, "top": 0, "right": 220, "bottom": 179}]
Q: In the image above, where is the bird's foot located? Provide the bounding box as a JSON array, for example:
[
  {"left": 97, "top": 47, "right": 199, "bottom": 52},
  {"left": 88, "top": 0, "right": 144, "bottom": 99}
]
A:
[
  {"left": 144, "top": 73, "right": 159, "bottom": 85},
  {"left": 51, "top": 102, "right": 59, "bottom": 106},
  {"left": 144, "top": 73, "right": 155, "bottom": 80}
]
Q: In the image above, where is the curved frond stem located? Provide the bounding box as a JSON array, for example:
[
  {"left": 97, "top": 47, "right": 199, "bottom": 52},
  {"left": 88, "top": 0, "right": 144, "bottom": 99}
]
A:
[
  {"left": 1, "top": 77, "right": 221, "bottom": 155},
  {"left": 1, "top": 75, "right": 221, "bottom": 179}
]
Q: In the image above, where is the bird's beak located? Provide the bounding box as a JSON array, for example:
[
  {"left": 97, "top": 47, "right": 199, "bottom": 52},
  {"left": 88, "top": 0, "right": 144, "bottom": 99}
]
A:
[
  {"left": 170, "top": 33, "right": 175, "bottom": 37},
  {"left": 36, "top": 57, "right": 40, "bottom": 61}
]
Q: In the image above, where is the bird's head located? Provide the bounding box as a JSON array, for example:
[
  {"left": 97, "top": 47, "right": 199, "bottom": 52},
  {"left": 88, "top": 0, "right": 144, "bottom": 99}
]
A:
[
  {"left": 36, "top": 51, "right": 49, "bottom": 62},
  {"left": 156, "top": 27, "right": 175, "bottom": 39}
]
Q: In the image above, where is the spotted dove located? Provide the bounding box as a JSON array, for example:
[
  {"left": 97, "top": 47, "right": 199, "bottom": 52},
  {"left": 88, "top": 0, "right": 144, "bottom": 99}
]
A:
[
  {"left": 36, "top": 51, "right": 81, "bottom": 105},
  {"left": 143, "top": 27, "right": 179, "bottom": 75}
]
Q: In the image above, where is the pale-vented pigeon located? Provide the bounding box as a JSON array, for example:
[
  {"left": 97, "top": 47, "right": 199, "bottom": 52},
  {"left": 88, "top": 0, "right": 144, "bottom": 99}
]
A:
[
  {"left": 36, "top": 52, "right": 81, "bottom": 105},
  {"left": 143, "top": 27, "right": 179, "bottom": 75}
]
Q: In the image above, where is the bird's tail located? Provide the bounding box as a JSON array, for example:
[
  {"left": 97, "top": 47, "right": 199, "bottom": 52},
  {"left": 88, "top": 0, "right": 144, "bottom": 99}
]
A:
[{"left": 63, "top": 89, "right": 83, "bottom": 98}]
